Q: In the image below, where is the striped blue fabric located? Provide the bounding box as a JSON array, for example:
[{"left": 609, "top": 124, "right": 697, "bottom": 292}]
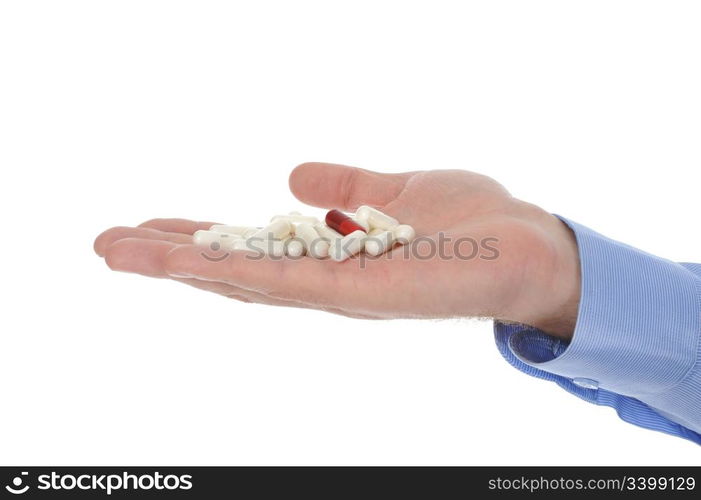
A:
[{"left": 494, "top": 217, "right": 701, "bottom": 445}]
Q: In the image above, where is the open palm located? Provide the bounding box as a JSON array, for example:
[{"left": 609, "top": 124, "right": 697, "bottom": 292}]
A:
[{"left": 94, "top": 163, "right": 580, "bottom": 338}]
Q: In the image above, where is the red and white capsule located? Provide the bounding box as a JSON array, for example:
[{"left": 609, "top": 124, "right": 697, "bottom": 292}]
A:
[{"left": 325, "top": 209, "right": 367, "bottom": 236}]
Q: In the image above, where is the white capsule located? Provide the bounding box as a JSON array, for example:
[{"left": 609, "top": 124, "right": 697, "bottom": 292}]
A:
[
  {"left": 193, "top": 230, "right": 242, "bottom": 247},
  {"left": 250, "top": 220, "right": 292, "bottom": 240},
  {"left": 393, "top": 224, "right": 416, "bottom": 244},
  {"left": 288, "top": 211, "right": 303, "bottom": 216},
  {"left": 364, "top": 230, "right": 394, "bottom": 256},
  {"left": 351, "top": 216, "right": 370, "bottom": 232},
  {"left": 355, "top": 205, "right": 399, "bottom": 231},
  {"left": 294, "top": 223, "right": 330, "bottom": 259},
  {"left": 209, "top": 225, "right": 257, "bottom": 236},
  {"left": 285, "top": 239, "right": 305, "bottom": 257},
  {"left": 329, "top": 230, "right": 366, "bottom": 262},
  {"left": 367, "top": 227, "right": 385, "bottom": 237},
  {"left": 229, "top": 239, "right": 254, "bottom": 252},
  {"left": 314, "top": 241, "right": 330, "bottom": 258},
  {"left": 231, "top": 238, "right": 287, "bottom": 257},
  {"left": 243, "top": 227, "right": 261, "bottom": 238},
  {"left": 314, "top": 223, "right": 343, "bottom": 243},
  {"left": 270, "top": 214, "right": 320, "bottom": 226}
]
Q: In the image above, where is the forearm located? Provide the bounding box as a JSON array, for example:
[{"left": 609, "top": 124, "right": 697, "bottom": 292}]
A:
[{"left": 495, "top": 216, "right": 701, "bottom": 444}]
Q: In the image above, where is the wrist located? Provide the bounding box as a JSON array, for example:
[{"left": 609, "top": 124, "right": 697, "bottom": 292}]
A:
[
  {"left": 530, "top": 214, "right": 581, "bottom": 339},
  {"left": 499, "top": 207, "right": 581, "bottom": 340}
]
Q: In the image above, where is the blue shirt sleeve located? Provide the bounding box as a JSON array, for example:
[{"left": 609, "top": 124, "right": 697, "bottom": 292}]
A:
[{"left": 494, "top": 217, "right": 701, "bottom": 445}]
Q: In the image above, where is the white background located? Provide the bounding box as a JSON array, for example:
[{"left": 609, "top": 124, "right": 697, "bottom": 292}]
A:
[{"left": 1, "top": 1, "right": 699, "bottom": 464}]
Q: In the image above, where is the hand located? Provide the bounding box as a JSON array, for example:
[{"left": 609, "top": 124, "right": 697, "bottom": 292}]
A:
[{"left": 94, "top": 162, "right": 581, "bottom": 339}]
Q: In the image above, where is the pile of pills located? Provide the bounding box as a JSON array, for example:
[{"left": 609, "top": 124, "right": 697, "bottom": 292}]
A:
[{"left": 192, "top": 207, "right": 416, "bottom": 262}]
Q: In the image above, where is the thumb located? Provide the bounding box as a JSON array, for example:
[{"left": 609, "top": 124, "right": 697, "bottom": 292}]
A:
[{"left": 288, "top": 162, "right": 414, "bottom": 211}]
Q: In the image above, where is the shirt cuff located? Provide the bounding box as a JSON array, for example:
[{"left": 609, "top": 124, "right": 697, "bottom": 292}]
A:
[{"left": 504, "top": 216, "right": 701, "bottom": 397}]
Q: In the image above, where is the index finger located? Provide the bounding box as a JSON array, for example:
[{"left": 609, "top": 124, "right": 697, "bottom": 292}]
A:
[
  {"left": 163, "top": 244, "right": 402, "bottom": 315},
  {"left": 138, "top": 218, "right": 221, "bottom": 234}
]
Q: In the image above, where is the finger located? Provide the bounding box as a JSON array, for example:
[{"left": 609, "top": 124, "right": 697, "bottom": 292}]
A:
[
  {"left": 288, "top": 162, "right": 415, "bottom": 211},
  {"left": 103, "top": 239, "right": 318, "bottom": 305},
  {"left": 172, "top": 276, "right": 311, "bottom": 307},
  {"left": 173, "top": 277, "right": 267, "bottom": 301},
  {"left": 94, "top": 226, "right": 193, "bottom": 257},
  {"left": 104, "top": 238, "right": 183, "bottom": 277},
  {"left": 137, "top": 218, "right": 220, "bottom": 235},
  {"left": 163, "top": 244, "right": 403, "bottom": 315},
  {"left": 170, "top": 277, "right": 374, "bottom": 318},
  {"left": 103, "top": 242, "right": 378, "bottom": 319},
  {"left": 172, "top": 277, "right": 303, "bottom": 306}
]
